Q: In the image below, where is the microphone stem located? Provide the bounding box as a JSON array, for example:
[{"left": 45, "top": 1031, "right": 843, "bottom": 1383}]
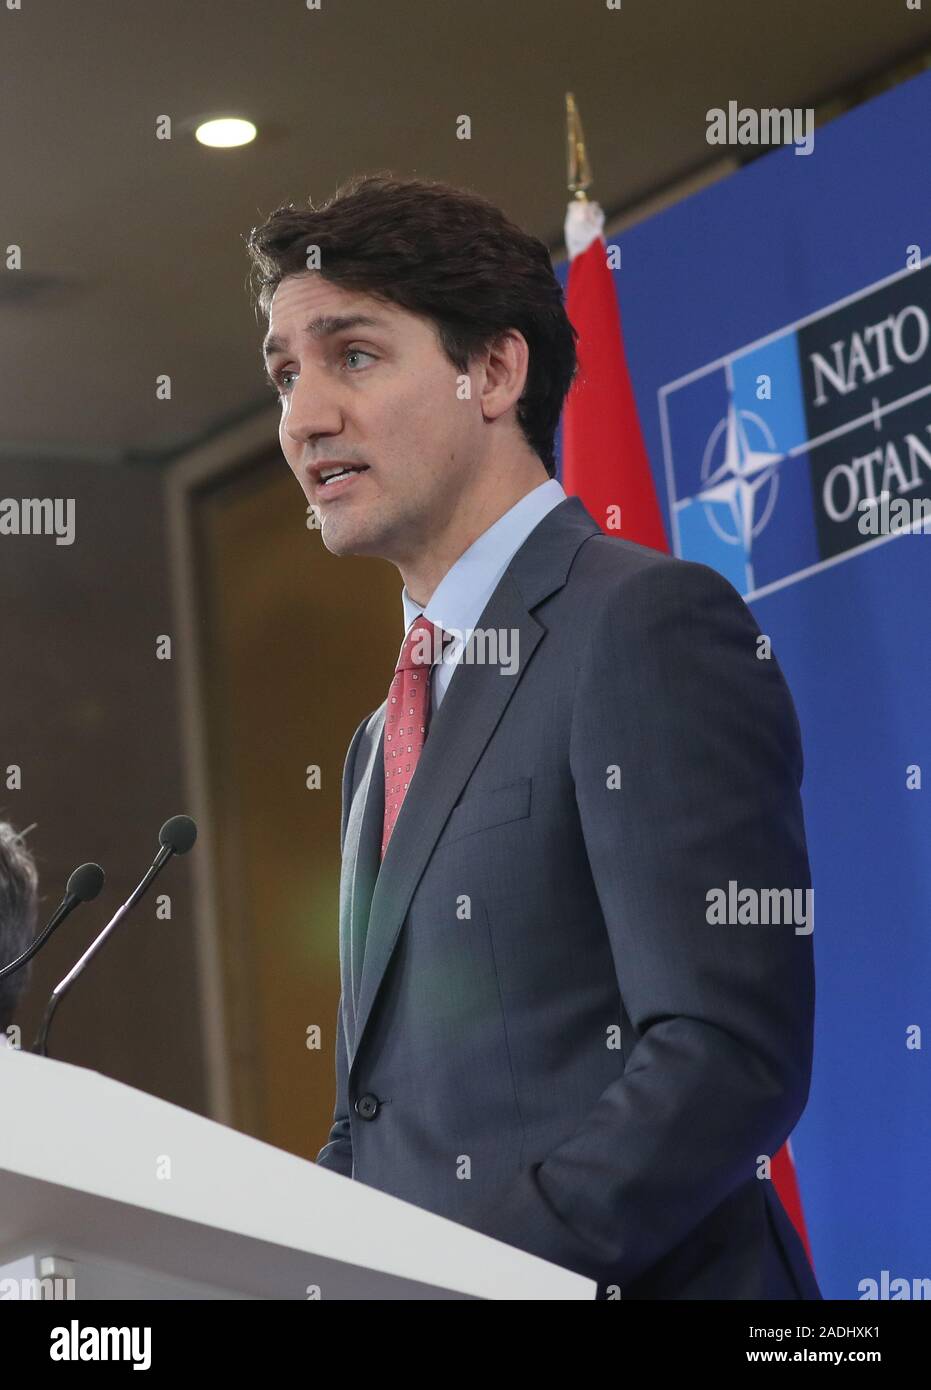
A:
[
  {"left": 0, "top": 898, "right": 71, "bottom": 980},
  {"left": 32, "top": 846, "right": 173, "bottom": 1057}
]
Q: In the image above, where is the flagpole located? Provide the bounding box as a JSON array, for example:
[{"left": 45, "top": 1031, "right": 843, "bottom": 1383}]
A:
[{"left": 565, "top": 91, "right": 593, "bottom": 202}]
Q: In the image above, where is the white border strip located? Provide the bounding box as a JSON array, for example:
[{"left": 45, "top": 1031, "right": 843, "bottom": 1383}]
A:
[{"left": 744, "top": 519, "right": 929, "bottom": 602}]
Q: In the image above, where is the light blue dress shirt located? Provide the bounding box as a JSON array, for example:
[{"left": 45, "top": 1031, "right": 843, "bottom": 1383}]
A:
[{"left": 398, "top": 477, "right": 567, "bottom": 715}]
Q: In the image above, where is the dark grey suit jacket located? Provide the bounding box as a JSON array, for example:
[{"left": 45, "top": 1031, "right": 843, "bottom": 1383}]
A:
[{"left": 316, "top": 495, "right": 821, "bottom": 1300}]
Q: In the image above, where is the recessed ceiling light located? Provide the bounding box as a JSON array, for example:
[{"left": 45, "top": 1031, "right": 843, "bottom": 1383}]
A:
[{"left": 195, "top": 117, "right": 257, "bottom": 148}]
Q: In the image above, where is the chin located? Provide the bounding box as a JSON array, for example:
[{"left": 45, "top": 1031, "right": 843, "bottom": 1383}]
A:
[
  {"left": 319, "top": 528, "right": 354, "bottom": 557},
  {"left": 319, "top": 522, "right": 375, "bottom": 558}
]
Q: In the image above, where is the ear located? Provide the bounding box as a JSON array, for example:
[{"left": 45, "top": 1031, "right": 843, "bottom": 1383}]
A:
[{"left": 479, "top": 329, "right": 530, "bottom": 423}]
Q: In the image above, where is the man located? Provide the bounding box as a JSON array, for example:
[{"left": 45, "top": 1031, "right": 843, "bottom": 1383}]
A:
[
  {"left": 247, "top": 174, "right": 820, "bottom": 1299},
  {"left": 0, "top": 821, "right": 39, "bottom": 1044}
]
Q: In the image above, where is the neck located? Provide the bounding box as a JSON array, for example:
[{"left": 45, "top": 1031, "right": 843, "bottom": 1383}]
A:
[{"left": 400, "top": 463, "right": 549, "bottom": 605}]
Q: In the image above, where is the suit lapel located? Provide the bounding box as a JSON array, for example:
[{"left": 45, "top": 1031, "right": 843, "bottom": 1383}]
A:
[
  {"left": 343, "top": 495, "right": 600, "bottom": 1072},
  {"left": 339, "top": 718, "right": 385, "bottom": 1021}
]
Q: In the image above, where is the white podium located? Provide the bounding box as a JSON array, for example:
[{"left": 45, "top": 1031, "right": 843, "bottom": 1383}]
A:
[{"left": 0, "top": 1049, "right": 594, "bottom": 1299}]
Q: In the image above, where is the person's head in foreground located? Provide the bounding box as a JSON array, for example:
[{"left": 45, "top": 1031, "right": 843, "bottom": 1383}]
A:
[
  {"left": 246, "top": 173, "right": 577, "bottom": 601},
  {"left": 0, "top": 822, "right": 38, "bottom": 1037}
]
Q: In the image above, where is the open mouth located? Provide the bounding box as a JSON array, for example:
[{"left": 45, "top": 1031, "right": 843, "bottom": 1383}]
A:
[{"left": 318, "top": 465, "right": 369, "bottom": 489}]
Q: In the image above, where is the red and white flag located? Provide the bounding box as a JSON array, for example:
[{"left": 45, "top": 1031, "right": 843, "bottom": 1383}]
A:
[{"left": 561, "top": 199, "right": 668, "bottom": 549}]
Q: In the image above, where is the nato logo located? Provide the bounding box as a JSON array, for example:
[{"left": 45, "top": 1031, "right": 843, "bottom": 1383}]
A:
[{"left": 658, "top": 262, "right": 931, "bottom": 597}]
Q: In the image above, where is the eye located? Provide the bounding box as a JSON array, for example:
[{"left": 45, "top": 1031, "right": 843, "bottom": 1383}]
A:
[
  {"left": 268, "top": 369, "right": 297, "bottom": 395},
  {"left": 266, "top": 347, "right": 375, "bottom": 396},
  {"left": 344, "top": 347, "right": 376, "bottom": 369}
]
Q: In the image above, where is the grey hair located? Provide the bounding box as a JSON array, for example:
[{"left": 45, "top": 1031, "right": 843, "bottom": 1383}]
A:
[{"left": 0, "top": 822, "right": 39, "bottom": 1032}]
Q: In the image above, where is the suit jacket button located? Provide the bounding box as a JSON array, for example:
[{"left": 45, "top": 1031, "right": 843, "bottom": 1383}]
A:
[{"left": 355, "top": 1093, "right": 380, "bottom": 1120}]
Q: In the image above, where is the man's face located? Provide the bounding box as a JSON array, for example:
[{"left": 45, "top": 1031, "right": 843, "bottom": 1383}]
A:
[{"left": 263, "top": 273, "right": 484, "bottom": 566}]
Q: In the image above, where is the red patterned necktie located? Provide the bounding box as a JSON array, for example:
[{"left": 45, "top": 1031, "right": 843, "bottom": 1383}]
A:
[{"left": 381, "top": 617, "right": 443, "bottom": 860}]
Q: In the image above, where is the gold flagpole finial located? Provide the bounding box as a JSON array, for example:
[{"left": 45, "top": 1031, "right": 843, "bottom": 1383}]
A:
[{"left": 565, "top": 91, "right": 593, "bottom": 201}]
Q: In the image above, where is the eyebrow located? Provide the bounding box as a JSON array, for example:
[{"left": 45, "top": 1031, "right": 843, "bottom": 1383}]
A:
[{"left": 262, "top": 313, "right": 387, "bottom": 362}]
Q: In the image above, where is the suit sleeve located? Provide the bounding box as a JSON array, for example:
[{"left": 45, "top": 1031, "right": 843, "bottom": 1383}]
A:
[
  {"left": 314, "top": 716, "right": 369, "bottom": 1179},
  {"left": 464, "top": 558, "right": 815, "bottom": 1287},
  {"left": 314, "top": 999, "right": 354, "bottom": 1178}
]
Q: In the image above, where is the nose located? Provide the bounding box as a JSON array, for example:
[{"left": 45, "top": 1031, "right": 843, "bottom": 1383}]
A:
[{"left": 281, "top": 364, "right": 344, "bottom": 448}]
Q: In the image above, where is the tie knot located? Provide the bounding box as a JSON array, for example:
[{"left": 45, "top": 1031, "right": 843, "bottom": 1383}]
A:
[{"left": 397, "top": 617, "right": 444, "bottom": 672}]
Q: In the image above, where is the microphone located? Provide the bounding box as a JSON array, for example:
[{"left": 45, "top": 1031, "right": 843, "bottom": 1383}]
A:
[
  {"left": 31, "top": 815, "right": 198, "bottom": 1057},
  {"left": 0, "top": 862, "right": 105, "bottom": 981}
]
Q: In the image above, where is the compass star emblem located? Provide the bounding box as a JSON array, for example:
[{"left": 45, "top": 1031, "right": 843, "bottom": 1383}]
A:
[{"left": 698, "top": 402, "right": 783, "bottom": 589}]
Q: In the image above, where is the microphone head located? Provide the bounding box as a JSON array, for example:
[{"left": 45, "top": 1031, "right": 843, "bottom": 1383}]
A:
[
  {"left": 158, "top": 815, "right": 198, "bottom": 855},
  {"left": 66, "top": 862, "right": 105, "bottom": 903}
]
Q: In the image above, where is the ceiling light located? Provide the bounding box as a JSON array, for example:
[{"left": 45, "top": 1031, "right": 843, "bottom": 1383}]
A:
[{"left": 195, "top": 117, "right": 257, "bottom": 148}]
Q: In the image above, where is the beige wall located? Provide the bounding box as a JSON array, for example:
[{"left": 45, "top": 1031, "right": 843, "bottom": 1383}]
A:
[
  {"left": 1, "top": 455, "right": 206, "bottom": 1113},
  {"left": 193, "top": 456, "right": 400, "bottom": 1159}
]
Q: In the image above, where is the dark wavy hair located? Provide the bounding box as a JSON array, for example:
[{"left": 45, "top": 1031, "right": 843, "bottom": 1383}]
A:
[{"left": 245, "top": 173, "right": 577, "bottom": 476}]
